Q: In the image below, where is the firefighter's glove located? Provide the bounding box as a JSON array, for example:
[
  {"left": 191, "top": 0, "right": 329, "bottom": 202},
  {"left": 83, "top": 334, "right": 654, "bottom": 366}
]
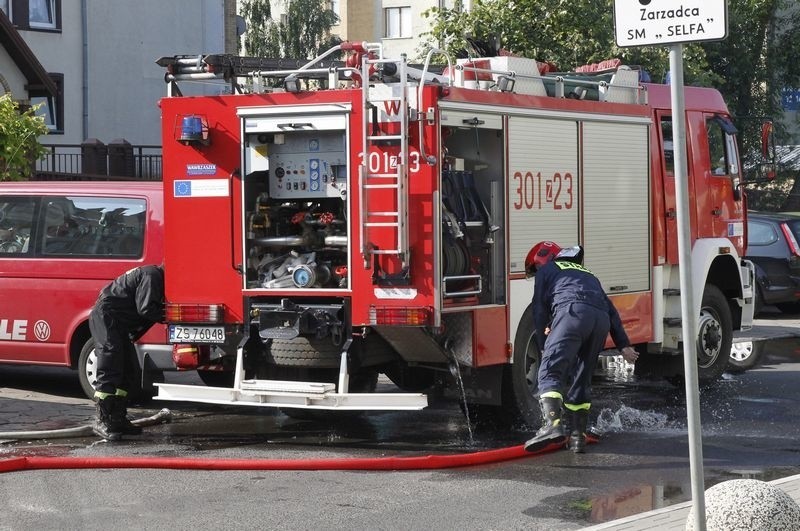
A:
[{"left": 620, "top": 346, "right": 639, "bottom": 363}]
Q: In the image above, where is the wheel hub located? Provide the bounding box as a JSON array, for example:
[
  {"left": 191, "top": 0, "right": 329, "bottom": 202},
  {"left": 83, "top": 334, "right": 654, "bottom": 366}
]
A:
[{"left": 697, "top": 309, "right": 722, "bottom": 366}]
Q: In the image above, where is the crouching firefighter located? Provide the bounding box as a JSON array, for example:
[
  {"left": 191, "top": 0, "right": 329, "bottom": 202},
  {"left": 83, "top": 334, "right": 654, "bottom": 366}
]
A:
[
  {"left": 522, "top": 242, "right": 639, "bottom": 453},
  {"left": 89, "top": 265, "right": 165, "bottom": 441}
]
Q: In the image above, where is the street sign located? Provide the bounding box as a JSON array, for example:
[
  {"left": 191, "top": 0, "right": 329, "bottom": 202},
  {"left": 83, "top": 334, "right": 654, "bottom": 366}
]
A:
[{"left": 613, "top": 0, "right": 728, "bottom": 47}]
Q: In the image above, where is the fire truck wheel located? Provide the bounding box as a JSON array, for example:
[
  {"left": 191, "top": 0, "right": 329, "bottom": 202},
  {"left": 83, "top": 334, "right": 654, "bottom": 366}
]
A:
[
  {"left": 696, "top": 284, "right": 733, "bottom": 383},
  {"left": 267, "top": 337, "right": 342, "bottom": 368},
  {"left": 499, "top": 305, "right": 543, "bottom": 429},
  {"left": 267, "top": 334, "right": 396, "bottom": 368}
]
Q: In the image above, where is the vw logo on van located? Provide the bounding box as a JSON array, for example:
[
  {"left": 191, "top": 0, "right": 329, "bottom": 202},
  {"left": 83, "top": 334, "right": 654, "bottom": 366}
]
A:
[{"left": 33, "top": 320, "right": 51, "bottom": 342}]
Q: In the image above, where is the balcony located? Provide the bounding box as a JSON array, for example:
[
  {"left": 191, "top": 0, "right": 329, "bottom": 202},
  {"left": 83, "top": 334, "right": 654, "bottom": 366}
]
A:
[{"left": 34, "top": 142, "right": 162, "bottom": 181}]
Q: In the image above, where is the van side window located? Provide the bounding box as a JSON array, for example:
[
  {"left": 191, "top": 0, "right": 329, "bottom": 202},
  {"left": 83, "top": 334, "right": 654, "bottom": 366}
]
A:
[
  {"left": 42, "top": 196, "right": 146, "bottom": 258},
  {"left": 0, "top": 198, "right": 36, "bottom": 254}
]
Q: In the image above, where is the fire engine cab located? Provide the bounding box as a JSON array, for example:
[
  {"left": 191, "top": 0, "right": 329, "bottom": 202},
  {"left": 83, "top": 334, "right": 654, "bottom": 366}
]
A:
[{"left": 155, "top": 42, "right": 755, "bottom": 427}]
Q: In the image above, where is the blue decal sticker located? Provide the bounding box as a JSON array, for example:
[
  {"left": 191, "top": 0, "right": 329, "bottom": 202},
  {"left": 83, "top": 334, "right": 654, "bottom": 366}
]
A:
[
  {"left": 175, "top": 181, "right": 192, "bottom": 197},
  {"left": 186, "top": 163, "right": 217, "bottom": 176}
]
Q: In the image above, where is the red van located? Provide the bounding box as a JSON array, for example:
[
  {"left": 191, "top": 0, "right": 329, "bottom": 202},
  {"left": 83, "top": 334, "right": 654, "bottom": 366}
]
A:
[{"left": 0, "top": 181, "right": 170, "bottom": 399}]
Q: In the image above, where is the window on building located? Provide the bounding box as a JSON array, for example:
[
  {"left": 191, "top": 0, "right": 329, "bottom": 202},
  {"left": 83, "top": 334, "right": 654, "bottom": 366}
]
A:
[
  {"left": 6, "top": 0, "right": 60, "bottom": 30},
  {"left": 30, "top": 73, "right": 63, "bottom": 134},
  {"left": 28, "top": 0, "right": 55, "bottom": 28},
  {"left": 329, "top": 0, "right": 339, "bottom": 23},
  {"left": 384, "top": 6, "right": 411, "bottom": 38}
]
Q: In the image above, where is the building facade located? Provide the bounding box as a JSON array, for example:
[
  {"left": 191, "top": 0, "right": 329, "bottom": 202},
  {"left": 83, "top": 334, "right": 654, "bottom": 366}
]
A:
[
  {"left": 1, "top": 0, "right": 238, "bottom": 147},
  {"left": 261, "top": 0, "right": 467, "bottom": 61}
]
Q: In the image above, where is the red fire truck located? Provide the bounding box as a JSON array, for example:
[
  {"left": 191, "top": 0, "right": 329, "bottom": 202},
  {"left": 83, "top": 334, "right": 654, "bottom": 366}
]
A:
[{"left": 155, "top": 43, "right": 755, "bottom": 427}]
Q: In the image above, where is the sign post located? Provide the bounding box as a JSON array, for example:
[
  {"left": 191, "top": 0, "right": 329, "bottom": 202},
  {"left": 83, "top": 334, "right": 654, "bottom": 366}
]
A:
[{"left": 613, "top": 2, "right": 728, "bottom": 530}]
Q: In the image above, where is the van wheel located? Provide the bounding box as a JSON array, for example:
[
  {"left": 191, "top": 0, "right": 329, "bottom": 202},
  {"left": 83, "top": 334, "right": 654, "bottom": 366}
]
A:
[
  {"left": 77, "top": 338, "right": 159, "bottom": 403},
  {"left": 78, "top": 338, "right": 99, "bottom": 399},
  {"left": 696, "top": 285, "right": 733, "bottom": 383},
  {"left": 728, "top": 340, "right": 765, "bottom": 373}
]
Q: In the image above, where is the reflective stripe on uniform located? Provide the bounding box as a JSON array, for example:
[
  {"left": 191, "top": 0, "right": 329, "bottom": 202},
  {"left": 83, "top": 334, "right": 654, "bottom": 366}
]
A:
[
  {"left": 541, "top": 391, "right": 563, "bottom": 400},
  {"left": 564, "top": 402, "right": 591, "bottom": 411},
  {"left": 555, "top": 261, "right": 594, "bottom": 275}
]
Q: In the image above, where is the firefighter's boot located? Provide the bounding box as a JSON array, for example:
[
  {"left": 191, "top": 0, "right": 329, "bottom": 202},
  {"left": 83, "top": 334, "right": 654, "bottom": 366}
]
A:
[
  {"left": 568, "top": 409, "right": 589, "bottom": 454},
  {"left": 524, "top": 397, "right": 567, "bottom": 452},
  {"left": 112, "top": 392, "right": 142, "bottom": 436},
  {"left": 92, "top": 395, "right": 123, "bottom": 441}
]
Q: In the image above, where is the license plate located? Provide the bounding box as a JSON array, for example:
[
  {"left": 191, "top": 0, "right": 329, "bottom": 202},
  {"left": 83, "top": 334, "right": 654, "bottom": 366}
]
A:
[{"left": 169, "top": 325, "right": 225, "bottom": 344}]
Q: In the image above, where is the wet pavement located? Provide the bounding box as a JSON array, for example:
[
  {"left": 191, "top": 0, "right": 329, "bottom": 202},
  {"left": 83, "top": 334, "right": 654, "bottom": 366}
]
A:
[{"left": 0, "top": 311, "right": 799, "bottom": 529}]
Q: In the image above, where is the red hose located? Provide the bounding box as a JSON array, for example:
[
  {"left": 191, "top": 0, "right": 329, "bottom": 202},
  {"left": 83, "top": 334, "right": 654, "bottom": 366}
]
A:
[{"left": 0, "top": 441, "right": 568, "bottom": 474}]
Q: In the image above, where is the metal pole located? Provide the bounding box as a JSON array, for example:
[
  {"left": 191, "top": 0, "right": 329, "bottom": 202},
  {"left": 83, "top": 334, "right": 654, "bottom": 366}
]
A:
[{"left": 669, "top": 43, "right": 706, "bottom": 531}]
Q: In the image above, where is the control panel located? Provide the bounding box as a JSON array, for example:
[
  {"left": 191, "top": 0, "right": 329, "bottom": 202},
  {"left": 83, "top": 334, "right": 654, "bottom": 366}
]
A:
[{"left": 246, "top": 131, "right": 347, "bottom": 199}]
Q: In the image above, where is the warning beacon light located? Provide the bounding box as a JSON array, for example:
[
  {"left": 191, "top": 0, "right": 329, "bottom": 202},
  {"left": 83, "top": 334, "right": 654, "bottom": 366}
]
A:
[{"left": 177, "top": 115, "right": 209, "bottom": 146}]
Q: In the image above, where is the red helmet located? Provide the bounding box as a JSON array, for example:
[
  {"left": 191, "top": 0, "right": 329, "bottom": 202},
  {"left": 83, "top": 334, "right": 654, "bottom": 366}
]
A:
[{"left": 525, "top": 241, "right": 562, "bottom": 277}]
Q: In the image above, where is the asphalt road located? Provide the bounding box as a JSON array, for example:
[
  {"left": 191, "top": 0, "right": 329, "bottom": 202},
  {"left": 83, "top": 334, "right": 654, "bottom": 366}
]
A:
[{"left": 0, "top": 311, "right": 798, "bottom": 530}]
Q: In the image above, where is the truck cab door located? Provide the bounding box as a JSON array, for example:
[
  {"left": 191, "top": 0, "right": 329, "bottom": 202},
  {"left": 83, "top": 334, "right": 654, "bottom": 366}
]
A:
[
  {"left": 697, "top": 113, "right": 745, "bottom": 248},
  {"left": 656, "top": 112, "right": 678, "bottom": 264}
]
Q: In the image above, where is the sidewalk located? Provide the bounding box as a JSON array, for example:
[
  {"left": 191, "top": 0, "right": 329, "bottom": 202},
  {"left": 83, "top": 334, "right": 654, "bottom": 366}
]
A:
[{"left": 584, "top": 473, "right": 800, "bottom": 530}]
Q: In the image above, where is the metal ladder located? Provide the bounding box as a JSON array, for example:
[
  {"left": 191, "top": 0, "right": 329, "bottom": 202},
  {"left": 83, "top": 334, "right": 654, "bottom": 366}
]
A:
[{"left": 359, "top": 56, "right": 411, "bottom": 270}]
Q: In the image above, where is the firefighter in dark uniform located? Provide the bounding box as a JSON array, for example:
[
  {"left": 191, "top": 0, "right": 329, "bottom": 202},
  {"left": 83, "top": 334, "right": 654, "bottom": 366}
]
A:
[
  {"left": 89, "top": 264, "right": 165, "bottom": 441},
  {"left": 522, "top": 242, "right": 639, "bottom": 453}
]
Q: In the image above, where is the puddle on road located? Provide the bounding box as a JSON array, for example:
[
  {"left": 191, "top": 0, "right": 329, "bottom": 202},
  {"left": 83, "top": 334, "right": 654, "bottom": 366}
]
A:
[
  {"left": 0, "top": 443, "right": 75, "bottom": 458},
  {"left": 595, "top": 404, "right": 682, "bottom": 434}
]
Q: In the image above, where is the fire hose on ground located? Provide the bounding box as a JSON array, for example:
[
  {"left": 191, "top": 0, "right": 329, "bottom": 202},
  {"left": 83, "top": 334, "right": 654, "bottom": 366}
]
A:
[
  {"left": 0, "top": 408, "right": 174, "bottom": 440},
  {"left": 0, "top": 409, "right": 595, "bottom": 474}
]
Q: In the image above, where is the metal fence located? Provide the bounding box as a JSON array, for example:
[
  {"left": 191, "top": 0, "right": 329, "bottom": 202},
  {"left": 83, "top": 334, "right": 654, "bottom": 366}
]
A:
[{"left": 34, "top": 143, "right": 162, "bottom": 181}]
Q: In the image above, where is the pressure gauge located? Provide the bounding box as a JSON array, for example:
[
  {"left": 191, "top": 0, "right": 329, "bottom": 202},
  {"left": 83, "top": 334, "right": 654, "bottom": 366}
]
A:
[{"left": 291, "top": 264, "right": 316, "bottom": 288}]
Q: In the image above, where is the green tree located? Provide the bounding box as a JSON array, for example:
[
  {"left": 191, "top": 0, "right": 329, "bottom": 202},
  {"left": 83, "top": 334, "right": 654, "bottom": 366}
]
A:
[
  {"left": 424, "top": 0, "right": 800, "bottom": 210},
  {"left": 0, "top": 94, "right": 48, "bottom": 181},
  {"left": 240, "top": 0, "right": 339, "bottom": 59},
  {"left": 422, "top": 0, "right": 711, "bottom": 82}
]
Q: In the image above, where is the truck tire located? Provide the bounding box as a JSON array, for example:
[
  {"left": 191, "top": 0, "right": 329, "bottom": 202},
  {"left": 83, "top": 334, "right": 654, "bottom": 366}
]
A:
[
  {"left": 268, "top": 334, "right": 396, "bottom": 369},
  {"left": 696, "top": 284, "right": 733, "bottom": 383},
  {"left": 498, "top": 305, "right": 542, "bottom": 429},
  {"left": 267, "top": 336, "right": 341, "bottom": 368}
]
